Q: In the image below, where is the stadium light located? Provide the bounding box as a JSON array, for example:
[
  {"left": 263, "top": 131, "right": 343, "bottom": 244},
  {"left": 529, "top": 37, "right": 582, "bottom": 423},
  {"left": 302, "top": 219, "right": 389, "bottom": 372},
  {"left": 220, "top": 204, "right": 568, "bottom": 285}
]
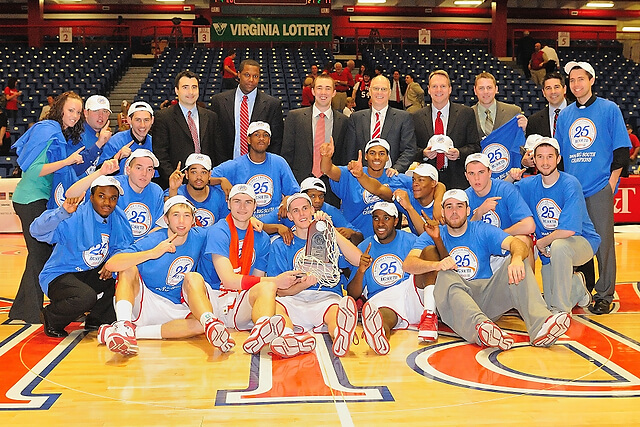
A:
[
  {"left": 585, "top": 2, "right": 614, "bottom": 7},
  {"left": 454, "top": 0, "right": 483, "bottom": 5},
  {"left": 356, "top": 0, "right": 387, "bottom": 4},
  {"left": 622, "top": 27, "right": 640, "bottom": 32}
]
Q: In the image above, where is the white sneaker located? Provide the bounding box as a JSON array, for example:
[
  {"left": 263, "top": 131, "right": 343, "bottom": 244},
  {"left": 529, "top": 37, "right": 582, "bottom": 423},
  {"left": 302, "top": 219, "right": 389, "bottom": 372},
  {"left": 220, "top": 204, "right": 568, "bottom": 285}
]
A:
[
  {"left": 576, "top": 272, "right": 592, "bottom": 308},
  {"left": 476, "top": 320, "right": 514, "bottom": 351},
  {"left": 106, "top": 320, "right": 138, "bottom": 356},
  {"left": 532, "top": 312, "right": 570, "bottom": 347},
  {"left": 242, "top": 315, "right": 285, "bottom": 354},
  {"left": 333, "top": 296, "right": 358, "bottom": 357},
  {"left": 361, "top": 302, "right": 390, "bottom": 355},
  {"left": 205, "top": 319, "right": 235, "bottom": 353},
  {"left": 270, "top": 333, "right": 316, "bottom": 358}
]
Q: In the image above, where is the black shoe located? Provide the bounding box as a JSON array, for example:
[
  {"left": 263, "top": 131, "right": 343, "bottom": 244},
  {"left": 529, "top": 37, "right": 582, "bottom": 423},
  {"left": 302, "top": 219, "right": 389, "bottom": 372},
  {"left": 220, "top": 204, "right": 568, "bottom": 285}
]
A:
[
  {"left": 588, "top": 299, "right": 613, "bottom": 315},
  {"left": 40, "top": 310, "right": 69, "bottom": 338},
  {"left": 84, "top": 323, "right": 101, "bottom": 331}
]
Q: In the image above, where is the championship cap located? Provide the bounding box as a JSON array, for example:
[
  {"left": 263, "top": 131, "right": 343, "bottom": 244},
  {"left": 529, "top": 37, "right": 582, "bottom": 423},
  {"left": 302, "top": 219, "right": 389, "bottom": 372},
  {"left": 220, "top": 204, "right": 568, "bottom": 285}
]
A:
[
  {"left": 300, "top": 177, "right": 327, "bottom": 193},
  {"left": 531, "top": 136, "right": 561, "bottom": 154},
  {"left": 228, "top": 183, "right": 256, "bottom": 201},
  {"left": 372, "top": 201, "right": 398, "bottom": 217},
  {"left": 90, "top": 175, "right": 124, "bottom": 196},
  {"left": 124, "top": 149, "right": 160, "bottom": 170},
  {"left": 127, "top": 101, "right": 154, "bottom": 117},
  {"left": 247, "top": 121, "right": 271, "bottom": 136},
  {"left": 405, "top": 163, "right": 438, "bottom": 181},
  {"left": 464, "top": 153, "right": 491, "bottom": 169},
  {"left": 564, "top": 61, "right": 596, "bottom": 79},
  {"left": 427, "top": 134, "right": 454, "bottom": 153},
  {"left": 442, "top": 189, "right": 469, "bottom": 206},
  {"left": 156, "top": 195, "right": 196, "bottom": 228},
  {"left": 85, "top": 95, "right": 112, "bottom": 113},
  {"left": 286, "top": 192, "right": 313, "bottom": 211},
  {"left": 524, "top": 134, "right": 544, "bottom": 152},
  {"left": 184, "top": 153, "right": 212, "bottom": 171},
  {"left": 364, "top": 138, "right": 391, "bottom": 153}
]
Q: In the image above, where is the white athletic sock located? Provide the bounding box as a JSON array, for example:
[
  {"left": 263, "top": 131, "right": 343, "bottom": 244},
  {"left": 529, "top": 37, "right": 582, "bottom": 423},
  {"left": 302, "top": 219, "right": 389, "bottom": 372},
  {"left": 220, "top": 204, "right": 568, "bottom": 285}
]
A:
[
  {"left": 200, "top": 312, "right": 216, "bottom": 328},
  {"left": 282, "top": 326, "right": 294, "bottom": 336},
  {"left": 424, "top": 284, "right": 436, "bottom": 313},
  {"left": 135, "top": 324, "right": 162, "bottom": 339},
  {"left": 256, "top": 316, "right": 269, "bottom": 325},
  {"left": 115, "top": 300, "right": 133, "bottom": 322}
]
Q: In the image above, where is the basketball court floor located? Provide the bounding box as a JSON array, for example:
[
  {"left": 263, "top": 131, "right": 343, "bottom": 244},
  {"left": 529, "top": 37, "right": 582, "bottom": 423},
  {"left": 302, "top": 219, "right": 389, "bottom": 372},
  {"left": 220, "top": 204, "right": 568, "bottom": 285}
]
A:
[{"left": 1, "top": 229, "right": 640, "bottom": 426}]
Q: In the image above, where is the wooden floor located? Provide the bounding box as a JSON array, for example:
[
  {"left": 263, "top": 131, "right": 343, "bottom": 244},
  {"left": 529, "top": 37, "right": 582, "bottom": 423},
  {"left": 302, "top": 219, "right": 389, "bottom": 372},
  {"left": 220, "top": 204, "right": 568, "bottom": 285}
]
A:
[{"left": 2, "top": 230, "right": 640, "bottom": 426}]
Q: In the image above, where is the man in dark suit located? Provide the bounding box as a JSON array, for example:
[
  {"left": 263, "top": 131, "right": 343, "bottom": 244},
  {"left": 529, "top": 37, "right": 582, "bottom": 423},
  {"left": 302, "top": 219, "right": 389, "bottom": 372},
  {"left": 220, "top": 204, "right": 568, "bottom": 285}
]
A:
[
  {"left": 471, "top": 72, "right": 527, "bottom": 139},
  {"left": 346, "top": 75, "right": 417, "bottom": 173},
  {"left": 209, "top": 59, "right": 284, "bottom": 164},
  {"left": 413, "top": 70, "right": 480, "bottom": 190},
  {"left": 388, "top": 69, "right": 407, "bottom": 110},
  {"left": 152, "top": 70, "right": 219, "bottom": 189}
]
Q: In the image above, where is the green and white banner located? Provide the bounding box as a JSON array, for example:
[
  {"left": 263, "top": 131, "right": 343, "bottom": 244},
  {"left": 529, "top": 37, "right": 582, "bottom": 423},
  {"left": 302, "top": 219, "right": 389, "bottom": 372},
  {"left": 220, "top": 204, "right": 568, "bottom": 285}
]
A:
[{"left": 211, "top": 17, "right": 332, "bottom": 42}]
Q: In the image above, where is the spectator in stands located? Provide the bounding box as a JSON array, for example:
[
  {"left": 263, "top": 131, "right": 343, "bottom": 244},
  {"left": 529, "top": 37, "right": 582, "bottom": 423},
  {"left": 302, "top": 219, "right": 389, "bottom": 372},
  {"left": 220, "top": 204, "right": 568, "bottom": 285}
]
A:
[
  {"left": 346, "top": 75, "right": 418, "bottom": 173},
  {"left": 308, "top": 64, "right": 319, "bottom": 81},
  {"left": 414, "top": 70, "right": 480, "bottom": 190},
  {"left": 541, "top": 43, "right": 559, "bottom": 73},
  {"left": 118, "top": 100, "right": 131, "bottom": 132},
  {"left": 346, "top": 60, "right": 356, "bottom": 79},
  {"left": 403, "top": 73, "right": 424, "bottom": 113},
  {"left": 529, "top": 42, "right": 547, "bottom": 86},
  {"left": 301, "top": 77, "right": 314, "bottom": 107},
  {"left": 331, "top": 62, "right": 354, "bottom": 112},
  {"left": 322, "top": 62, "right": 333, "bottom": 76},
  {"left": 153, "top": 71, "right": 219, "bottom": 188},
  {"left": 4, "top": 77, "right": 22, "bottom": 129},
  {"left": 221, "top": 48, "right": 238, "bottom": 91},
  {"left": 38, "top": 95, "right": 55, "bottom": 121},
  {"left": 355, "top": 64, "right": 366, "bottom": 84},
  {"left": 628, "top": 123, "right": 640, "bottom": 166},
  {"left": 388, "top": 69, "right": 406, "bottom": 110},
  {"left": 555, "top": 61, "right": 630, "bottom": 314},
  {"left": 472, "top": 72, "right": 526, "bottom": 139},
  {"left": 9, "top": 91, "right": 86, "bottom": 324},
  {"left": 374, "top": 65, "right": 384, "bottom": 77},
  {"left": 209, "top": 59, "right": 284, "bottom": 162},
  {"left": 517, "top": 30, "right": 535, "bottom": 79},
  {"left": 352, "top": 72, "right": 371, "bottom": 112},
  {"left": 343, "top": 97, "right": 356, "bottom": 118}
]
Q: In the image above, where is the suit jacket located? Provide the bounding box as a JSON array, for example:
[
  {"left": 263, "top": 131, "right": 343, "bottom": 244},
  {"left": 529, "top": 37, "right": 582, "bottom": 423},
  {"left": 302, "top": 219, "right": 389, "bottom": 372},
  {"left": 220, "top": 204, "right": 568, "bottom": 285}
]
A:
[
  {"left": 281, "top": 107, "right": 349, "bottom": 183},
  {"left": 152, "top": 104, "right": 219, "bottom": 188},
  {"left": 472, "top": 101, "right": 522, "bottom": 139},
  {"left": 209, "top": 89, "right": 284, "bottom": 164},
  {"left": 413, "top": 102, "right": 481, "bottom": 190},
  {"left": 526, "top": 106, "right": 552, "bottom": 137},
  {"left": 404, "top": 82, "right": 425, "bottom": 113},
  {"left": 346, "top": 107, "right": 417, "bottom": 173}
]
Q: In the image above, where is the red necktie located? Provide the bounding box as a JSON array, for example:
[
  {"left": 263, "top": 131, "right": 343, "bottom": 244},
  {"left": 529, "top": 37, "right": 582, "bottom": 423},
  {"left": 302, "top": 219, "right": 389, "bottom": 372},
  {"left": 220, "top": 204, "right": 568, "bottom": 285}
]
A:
[
  {"left": 372, "top": 111, "right": 381, "bottom": 139},
  {"left": 395, "top": 81, "right": 400, "bottom": 102},
  {"left": 313, "top": 112, "right": 325, "bottom": 178},
  {"left": 435, "top": 111, "right": 445, "bottom": 170},
  {"left": 187, "top": 110, "right": 200, "bottom": 154},
  {"left": 240, "top": 95, "right": 249, "bottom": 156},
  {"left": 553, "top": 108, "right": 560, "bottom": 137}
]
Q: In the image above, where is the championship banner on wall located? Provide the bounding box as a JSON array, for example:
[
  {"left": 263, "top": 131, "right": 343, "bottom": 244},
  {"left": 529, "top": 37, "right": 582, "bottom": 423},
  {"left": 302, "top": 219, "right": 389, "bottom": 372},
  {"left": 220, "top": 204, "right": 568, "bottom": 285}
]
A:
[{"left": 210, "top": 17, "right": 332, "bottom": 42}]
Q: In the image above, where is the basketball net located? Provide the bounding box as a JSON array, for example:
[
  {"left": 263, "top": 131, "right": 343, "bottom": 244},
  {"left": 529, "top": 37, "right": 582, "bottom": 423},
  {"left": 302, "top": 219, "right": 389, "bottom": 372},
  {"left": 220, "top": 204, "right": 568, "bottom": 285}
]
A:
[{"left": 295, "top": 218, "right": 341, "bottom": 289}]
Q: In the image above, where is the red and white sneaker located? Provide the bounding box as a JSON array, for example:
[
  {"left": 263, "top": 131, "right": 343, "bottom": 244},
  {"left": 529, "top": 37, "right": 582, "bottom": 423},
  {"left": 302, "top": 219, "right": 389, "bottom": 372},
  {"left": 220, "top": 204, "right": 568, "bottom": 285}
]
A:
[
  {"left": 417, "top": 311, "right": 438, "bottom": 342},
  {"left": 205, "top": 319, "right": 235, "bottom": 353},
  {"left": 532, "top": 312, "right": 571, "bottom": 347},
  {"left": 361, "top": 302, "right": 390, "bottom": 355},
  {"left": 242, "top": 315, "right": 285, "bottom": 354},
  {"left": 270, "top": 333, "right": 316, "bottom": 358},
  {"left": 333, "top": 296, "right": 358, "bottom": 357},
  {"left": 476, "top": 320, "right": 514, "bottom": 351},
  {"left": 97, "top": 324, "right": 112, "bottom": 345},
  {"left": 106, "top": 320, "right": 138, "bottom": 356}
]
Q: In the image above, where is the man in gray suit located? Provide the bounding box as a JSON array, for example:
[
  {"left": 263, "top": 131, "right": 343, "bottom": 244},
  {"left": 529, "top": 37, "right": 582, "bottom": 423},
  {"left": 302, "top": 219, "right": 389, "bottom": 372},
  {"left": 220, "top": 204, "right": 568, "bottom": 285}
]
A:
[
  {"left": 472, "top": 72, "right": 527, "bottom": 139},
  {"left": 413, "top": 70, "right": 480, "bottom": 190},
  {"left": 345, "top": 75, "right": 418, "bottom": 173}
]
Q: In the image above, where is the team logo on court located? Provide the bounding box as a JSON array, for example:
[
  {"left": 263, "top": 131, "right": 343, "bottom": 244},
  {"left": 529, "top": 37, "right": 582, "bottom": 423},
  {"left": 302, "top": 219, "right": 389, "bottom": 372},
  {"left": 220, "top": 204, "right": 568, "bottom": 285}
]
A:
[
  {"left": 569, "top": 118, "right": 596, "bottom": 150},
  {"left": 167, "top": 256, "right": 194, "bottom": 286},
  {"left": 82, "top": 233, "right": 109, "bottom": 268},
  {"left": 480, "top": 210, "right": 500, "bottom": 228},
  {"left": 247, "top": 174, "right": 274, "bottom": 207},
  {"left": 372, "top": 254, "right": 404, "bottom": 286},
  {"left": 449, "top": 246, "right": 479, "bottom": 280},
  {"left": 125, "top": 202, "right": 152, "bottom": 237},
  {"left": 483, "top": 143, "right": 510, "bottom": 176},
  {"left": 195, "top": 208, "right": 215, "bottom": 227},
  {"left": 536, "top": 198, "right": 561, "bottom": 230}
]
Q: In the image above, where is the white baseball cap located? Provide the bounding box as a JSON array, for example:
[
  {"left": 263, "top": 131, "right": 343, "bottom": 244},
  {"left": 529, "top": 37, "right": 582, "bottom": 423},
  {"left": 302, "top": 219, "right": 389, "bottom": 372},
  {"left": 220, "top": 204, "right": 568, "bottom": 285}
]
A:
[
  {"left": 531, "top": 136, "right": 561, "bottom": 154},
  {"left": 156, "top": 195, "right": 196, "bottom": 228},
  {"left": 465, "top": 152, "right": 491, "bottom": 169},
  {"left": 300, "top": 177, "right": 327, "bottom": 193},
  {"left": 524, "top": 134, "right": 544, "bottom": 151},
  {"left": 124, "top": 149, "right": 160, "bottom": 170},
  {"left": 442, "top": 189, "right": 469, "bottom": 206},
  {"left": 427, "top": 134, "right": 454, "bottom": 153},
  {"left": 247, "top": 121, "right": 271, "bottom": 136},
  {"left": 372, "top": 201, "right": 398, "bottom": 217},
  {"left": 184, "top": 153, "right": 212, "bottom": 171},
  {"left": 405, "top": 163, "right": 438, "bottom": 181},
  {"left": 228, "top": 183, "right": 256, "bottom": 201},
  {"left": 364, "top": 138, "right": 391, "bottom": 153},
  {"left": 127, "top": 101, "right": 154, "bottom": 117},
  {"left": 286, "top": 192, "right": 313, "bottom": 211},
  {"left": 564, "top": 61, "right": 596, "bottom": 79},
  {"left": 90, "top": 175, "right": 124, "bottom": 196},
  {"left": 85, "top": 95, "right": 112, "bottom": 113}
]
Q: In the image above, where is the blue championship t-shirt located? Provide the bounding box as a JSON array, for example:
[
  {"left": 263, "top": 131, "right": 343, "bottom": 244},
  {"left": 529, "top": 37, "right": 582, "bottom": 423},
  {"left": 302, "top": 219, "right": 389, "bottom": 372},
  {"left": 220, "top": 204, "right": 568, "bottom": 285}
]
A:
[
  {"left": 163, "top": 184, "right": 228, "bottom": 228},
  {"left": 465, "top": 178, "right": 532, "bottom": 230}
]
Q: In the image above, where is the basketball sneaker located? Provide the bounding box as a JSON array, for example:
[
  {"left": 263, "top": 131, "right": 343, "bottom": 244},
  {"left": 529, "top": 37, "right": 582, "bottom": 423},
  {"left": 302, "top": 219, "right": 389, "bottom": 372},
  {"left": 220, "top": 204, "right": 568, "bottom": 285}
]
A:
[
  {"left": 205, "top": 318, "right": 235, "bottom": 353},
  {"left": 242, "top": 315, "right": 285, "bottom": 354},
  {"left": 333, "top": 295, "right": 358, "bottom": 357},
  {"left": 361, "top": 302, "right": 390, "bottom": 355},
  {"left": 106, "top": 320, "right": 138, "bottom": 356},
  {"left": 417, "top": 310, "right": 438, "bottom": 342},
  {"left": 532, "top": 312, "right": 570, "bottom": 347},
  {"left": 575, "top": 272, "right": 592, "bottom": 308},
  {"left": 476, "top": 320, "right": 514, "bottom": 351},
  {"left": 270, "top": 333, "right": 316, "bottom": 358},
  {"left": 97, "top": 323, "right": 112, "bottom": 345}
]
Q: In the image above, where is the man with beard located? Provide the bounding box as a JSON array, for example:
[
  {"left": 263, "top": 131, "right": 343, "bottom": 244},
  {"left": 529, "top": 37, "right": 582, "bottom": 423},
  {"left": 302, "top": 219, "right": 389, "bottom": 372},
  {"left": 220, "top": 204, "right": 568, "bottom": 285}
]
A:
[
  {"left": 211, "top": 121, "right": 299, "bottom": 219},
  {"left": 404, "top": 189, "right": 570, "bottom": 350},
  {"left": 510, "top": 137, "right": 599, "bottom": 314}
]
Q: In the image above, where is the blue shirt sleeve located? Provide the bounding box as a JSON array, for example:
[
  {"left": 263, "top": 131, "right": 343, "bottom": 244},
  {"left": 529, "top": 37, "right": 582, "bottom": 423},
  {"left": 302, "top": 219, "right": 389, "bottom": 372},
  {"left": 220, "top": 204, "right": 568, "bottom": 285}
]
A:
[{"left": 29, "top": 206, "right": 72, "bottom": 244}]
